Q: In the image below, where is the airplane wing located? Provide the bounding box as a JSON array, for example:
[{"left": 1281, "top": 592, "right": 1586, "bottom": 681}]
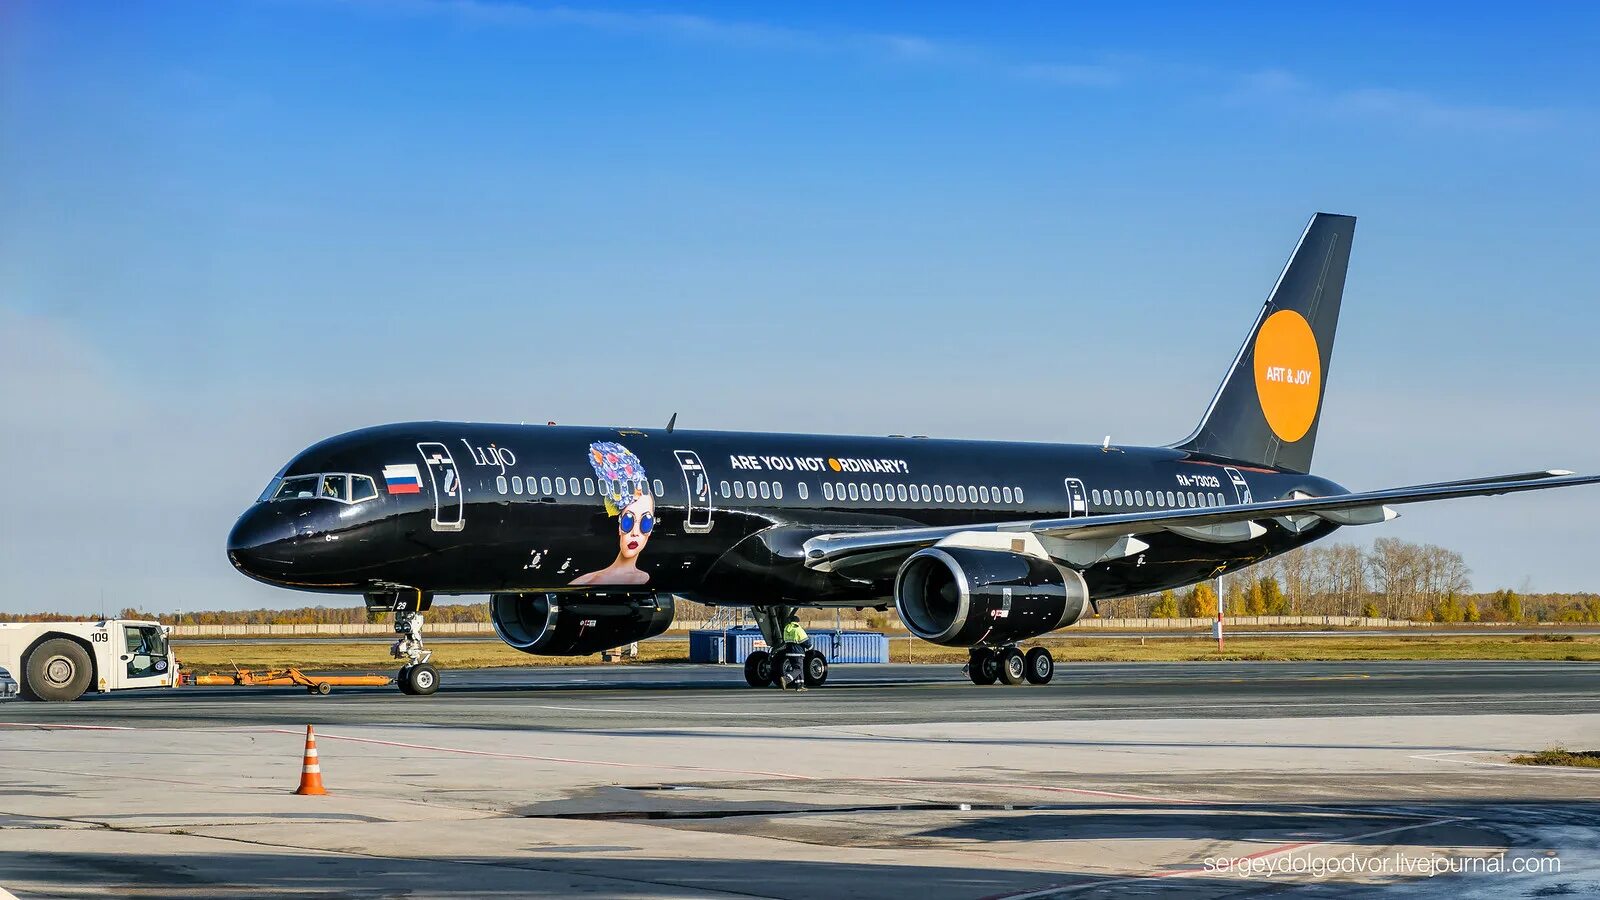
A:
[{"left": 802, "top": 470, "right": 1600, "bottom": 573}]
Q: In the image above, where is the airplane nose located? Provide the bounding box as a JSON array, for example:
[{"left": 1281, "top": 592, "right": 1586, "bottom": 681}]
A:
[{"left": 226, "top": 505, "right": 299, "bottom": 583}]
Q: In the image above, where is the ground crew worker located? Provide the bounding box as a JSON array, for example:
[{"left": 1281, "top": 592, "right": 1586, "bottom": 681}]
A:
[{"left": 779, "top": 618, "right": 810, "bottom": 691}]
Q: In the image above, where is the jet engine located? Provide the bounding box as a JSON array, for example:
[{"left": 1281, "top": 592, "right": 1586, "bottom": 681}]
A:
[
  {"left": 490, "top": 592, "right": 675, "bottom": 656},
  {"left": 893, "top": 546, "right": 1089, "bottom": 647}
]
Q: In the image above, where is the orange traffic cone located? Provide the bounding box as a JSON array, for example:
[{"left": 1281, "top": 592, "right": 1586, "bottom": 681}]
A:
[{"left": 293, "top": 725, "right": 327, "bottom": 795}]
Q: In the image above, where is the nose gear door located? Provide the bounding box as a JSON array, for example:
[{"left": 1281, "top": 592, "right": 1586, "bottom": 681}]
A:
[
  {"left": 417, "top": 442, "right": 465, "bottom": 532},
  {"left": 1062, "top": 478, "right": 1088, "bottom": 517},
  {"left": 1224, "top": 467, "right": 1252, "bottom": 505},
  {"left": 673, "top": 450, "right": 713, "bottom": 533}
]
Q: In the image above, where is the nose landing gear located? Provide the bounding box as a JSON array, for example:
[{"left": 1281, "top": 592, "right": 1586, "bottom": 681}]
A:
[
  {"left": 392, "top": 608, "right": 440, "bottom": 696},
  {"left": 967, "top": 645, "right": 1053, "bottom": 686}
]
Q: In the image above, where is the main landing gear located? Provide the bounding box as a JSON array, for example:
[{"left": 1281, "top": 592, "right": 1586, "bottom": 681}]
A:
[
  {"left": 741, "top": 604, "right": 828, "bottom": 690},
  {"left": 744, "top": 647, "right": 828, "bottom": 690},
  {"left": 966, "top": 645, "right": 1053, "bottom": 686},
  {"left": 392, "top": 609, "right": 440, "bottom": 696}
]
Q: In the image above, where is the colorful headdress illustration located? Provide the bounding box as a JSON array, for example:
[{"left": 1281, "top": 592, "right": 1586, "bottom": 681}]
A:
[{"left": 587, "top": 441, "right": 648, "bottom": 515}]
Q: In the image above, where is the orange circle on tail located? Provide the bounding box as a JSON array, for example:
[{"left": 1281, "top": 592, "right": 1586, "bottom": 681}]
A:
[{"left": 1252, "top": 310, "right": 1321, "bottom": 443}]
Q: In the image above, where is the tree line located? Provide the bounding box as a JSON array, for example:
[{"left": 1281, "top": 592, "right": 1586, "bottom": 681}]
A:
[{"left": 1111, "top": 537, "right": 1600, "bottom": 623}]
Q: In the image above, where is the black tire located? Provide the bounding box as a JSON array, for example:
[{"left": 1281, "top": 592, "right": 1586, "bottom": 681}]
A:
[
  {"left": 1024, "top": 647, "right": 1054, "bottom": 685},
  {"left": 998, "top": 647, "right": 1027, "bottom": 686},
  {"left": 743, "top": 651, "right": 772, "bottom": 688},
  {"left": 315, "top": 682, "right": 332, "bottom": 695},
  {"left": 803, "top": 650, "right": 828, "bottom": 688},
  {"left": 770, "top": 651, "right": 791, "bottom": 688},
  {"left": 969, "top": 649, "right": 999, "bottom": 685},
  {"left": 405, "top": 662, "right": 440, "bottom": 696},
  {"left": 25, "top": 638, "right": 93, "bottom": 702},
  {"left": 397, "top": 664, "right": 416, "bottom": 695}
]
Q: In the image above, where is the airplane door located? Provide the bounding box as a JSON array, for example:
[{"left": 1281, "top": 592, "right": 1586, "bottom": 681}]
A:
[
  {"left": 417, "top": 442, "right": 465, "bottom": 532},
  {"left": 1063, "top": 478, "right": 1088, "bottom": 517},
  {"left": 1224, "top": 467, "right": 1252, "bottom": 505},
  {"left": 673, "top": 450, "right": 714, "bottom": 533}
]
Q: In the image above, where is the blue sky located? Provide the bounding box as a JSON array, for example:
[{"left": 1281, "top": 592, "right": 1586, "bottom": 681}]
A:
[{"left": 2, "top": 1, "right": 1598, "bottom": 613}]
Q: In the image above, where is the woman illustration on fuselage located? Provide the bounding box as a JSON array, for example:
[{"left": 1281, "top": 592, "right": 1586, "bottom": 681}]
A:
[{"left": 570, "top": 441, "right": 655, "bottom": 586}]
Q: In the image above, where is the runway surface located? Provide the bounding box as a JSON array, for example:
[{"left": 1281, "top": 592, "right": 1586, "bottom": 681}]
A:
[
  {"left": 4, "top": 661, "right": 1598, "bottom": 898},
  {"left": 4, "top": 660, "right": 1597, "bottom": 730}
]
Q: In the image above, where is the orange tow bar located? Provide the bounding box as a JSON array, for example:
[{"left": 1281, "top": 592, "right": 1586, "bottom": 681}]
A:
[{"left": 185, "top": 666, "right": 393, "bottom": 694}]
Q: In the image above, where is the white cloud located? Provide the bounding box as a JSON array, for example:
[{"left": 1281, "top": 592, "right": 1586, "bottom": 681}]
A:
[
  {"left": 1013, "top": 62, "right": 1123, "bottom": 88},
  {"left": 1227, "top": 67, "right": 1557, "bottom": 133}
]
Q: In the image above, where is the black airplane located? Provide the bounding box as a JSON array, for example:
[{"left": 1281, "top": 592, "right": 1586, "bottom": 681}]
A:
[{"left": 227, "top": 213, "right": 1599, "bottom": 695}]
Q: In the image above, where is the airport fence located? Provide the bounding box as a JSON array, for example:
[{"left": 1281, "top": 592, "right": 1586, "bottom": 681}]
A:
[{"left": 164, "top": 615, "right": 1478, "bottom": 639}]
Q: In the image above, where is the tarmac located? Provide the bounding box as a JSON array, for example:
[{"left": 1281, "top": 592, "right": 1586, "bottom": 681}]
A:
[{"left": 2, "top": 660, "right": 1598, "bottom": 898}]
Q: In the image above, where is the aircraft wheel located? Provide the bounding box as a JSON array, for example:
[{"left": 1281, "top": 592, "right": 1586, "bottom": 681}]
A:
[
  {"left": 803, "top": 650, "right": 829, "bottom": 688},
  {"left": 404, "top": 662, "right": 440, "bottom": 696},
  {"left": 1024, "top": 647, "right": 1054, "bottom": 685},
  {"left": 998, "top": 647, "right": 1027, "bottom": 686},
  {"left": 314, "top": 681, "right": 333, "bottom": 695},
  {"left": 968, "top": 648, "right": 999, "bottom": 685},
  {"left": 25, "top": 638, "right": 93, "bottom": 702},
  {"left": 397, "top": 665, "right": 416, "bottom": 695},
  {"left": 743, "top": 651, "right": 773, "bottom": 688}
]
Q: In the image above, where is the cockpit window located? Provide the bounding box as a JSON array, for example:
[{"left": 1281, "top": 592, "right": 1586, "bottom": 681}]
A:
[
  {"left": 266, "top": 473, "right": 379, "bottom": 505},
  {"left": 273, "top": 476, "right": 320, "bottom": 500},
  {"left": 320, "top": 474, "right": 348, "bottom": 501}
]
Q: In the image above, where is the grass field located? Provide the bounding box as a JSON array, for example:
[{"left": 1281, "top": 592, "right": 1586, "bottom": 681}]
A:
[
  {"left": 173, "top": 634, "right": 1600, "bottom": 672},
  {"left": 1511, "top": 748, "right": 1600, "bottom": 769}
]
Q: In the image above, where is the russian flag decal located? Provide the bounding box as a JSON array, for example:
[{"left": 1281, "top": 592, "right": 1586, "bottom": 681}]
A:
[{"left": 383, "top": 463, "right": 423, "bottom": 494}]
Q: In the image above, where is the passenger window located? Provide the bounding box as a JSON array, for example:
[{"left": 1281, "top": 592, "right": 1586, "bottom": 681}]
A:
[
  {"left": 774, "top": 482, "right": 783, "bottom": 500},
  {"left": 733, "top": 481, "right": 744, "bottom": 498},
  {"left": 496, "top": 475, "right": 508, "bottom": 495},
  {"left": 848, "top": 483, "right": 860, "bottom": 501},
  {"left": 956, "top": 486, "right": 968, "bottom": 502},
  {"left": 1091, "top": 489, "right": 1101, "bottom": 504},
  {"left": 1165, "top": 491, "right": 1175, "bottom": 506},
  {"left": 975, "top": 486, "right": 987, "bottom": 503},
  {"left": 720, "top": 480, "right": 731, "bottom": 497},
  {"left": 896, "top": 484, "right": 908, "bottom": 502},
  {"left": 759, "top": 482, "right": 771, "bottom": 499},
  {"left": 822, "top": 482, "right": 833, "bottom": 501},
  {"left": 921, "top": 485, "right": 931, "bottom": 502},
  {"left": 933, "top": 485, "right": 944, "bottom": 502},
  {"left": 584, "top": 477, "right": 595, "bottom": 496},
  {"left": 512, "top": 476, "right": 524, "bottom": 494},
  {"left": 569, "top": 477, "right": 580, "bottom": 495},
  {"left": 1016, "top": 486, "right": 1025, "bottom": 504},
  {"left": 1113, "top": 490, "right": 1123, "bottom": 505},
  {"left": 746, "top": 481, "right": 757, "bottom": 499},
  {"left": 555, "top": 477, "right": 566, "bottom": 496},
  {"left": 797, "top": 483, "right": 807, "bottom": 500},
  {"left": 541, "top": 476, "right": 554, "bottom": 495},
  {"left": 652, "top": 478, "right": 664, "bottom": 497},
  {"left": 350, "top": 476, "right": 378, "bottom": 502},
  {"left": 1002, "top": 486, "right": 1013, "bottom": 503},
  {"left": 320, "top": 474, "right": 347, "bottom": 501}
]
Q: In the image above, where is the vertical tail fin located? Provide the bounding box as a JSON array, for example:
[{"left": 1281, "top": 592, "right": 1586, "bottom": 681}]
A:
[{"left": 1173, "top": 213, "right": 1355, "bottom": 474}]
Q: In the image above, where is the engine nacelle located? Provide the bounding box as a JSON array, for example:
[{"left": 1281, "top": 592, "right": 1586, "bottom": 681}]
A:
[
  {"left": 490, "top": 592, "right": 675, "bottom": 656},
  {"left": 894, "top": 546, "right": 1089, "bottom": 647}
]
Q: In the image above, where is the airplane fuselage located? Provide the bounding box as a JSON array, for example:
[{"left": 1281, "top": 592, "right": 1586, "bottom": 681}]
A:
[{"left": 227, "top": 421, "right": 1346, "bottom": 607}]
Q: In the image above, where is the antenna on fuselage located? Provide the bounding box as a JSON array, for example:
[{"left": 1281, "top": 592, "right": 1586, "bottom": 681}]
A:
[{"left": 666, "top": 412, "right": 678, "bottom": 433}]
